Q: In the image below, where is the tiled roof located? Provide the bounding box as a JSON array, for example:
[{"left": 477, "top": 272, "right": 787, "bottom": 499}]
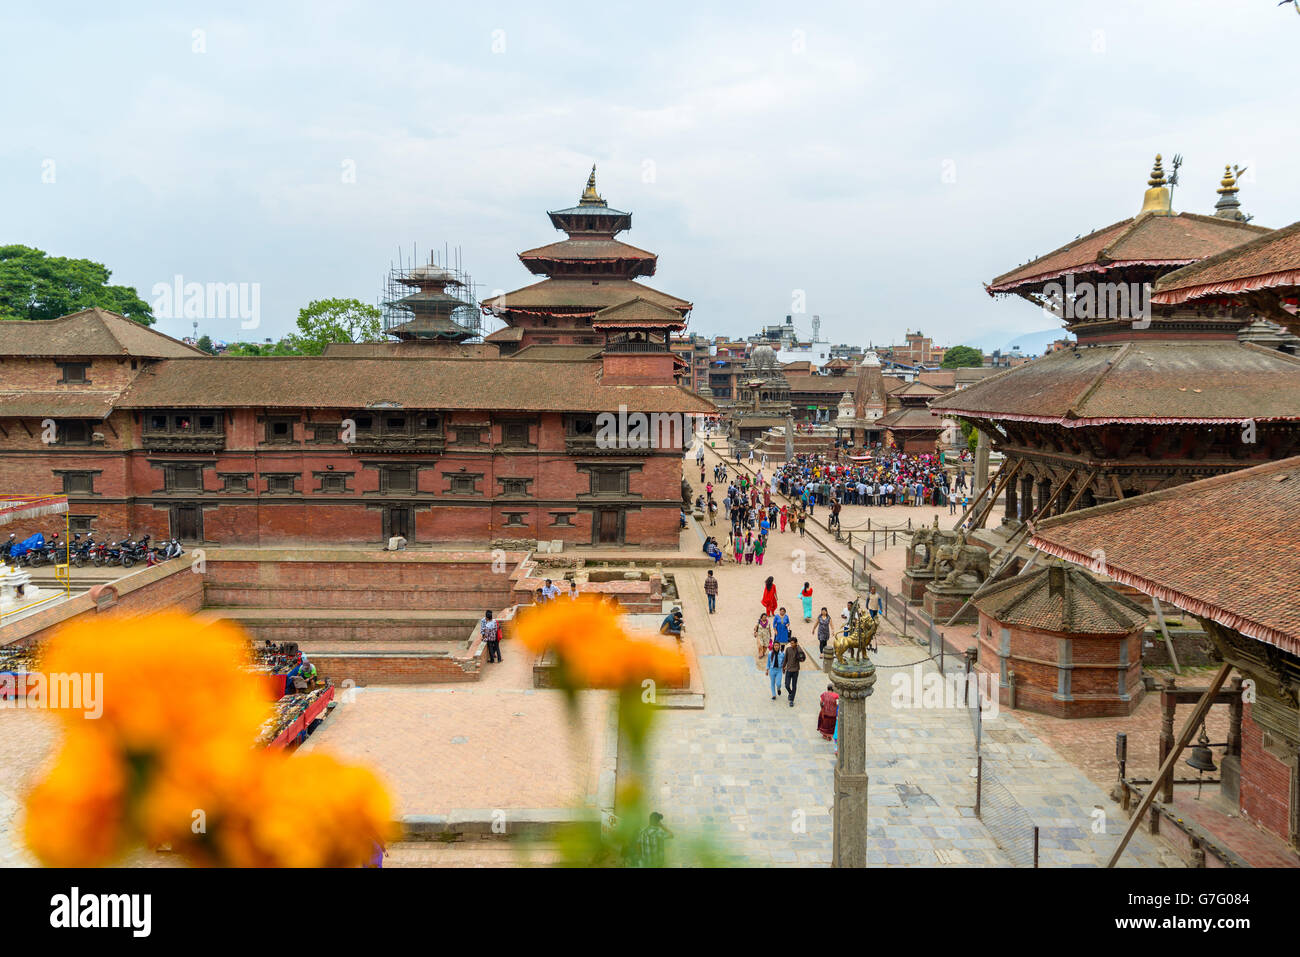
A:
[
  {"left": 973, "top": 563, "right": 1149, "bottom": 635},
  {"left": 1153, "top": 219, "right": 1300, "bottom": 304},
  {"left": 892, "top": 380, "right": 944, "bottom": 397},
  {"left": 0, "top": 308, "right": 205, "bottom": 358},
  {"left": 785, "top": 374, "right": 852, "bottom": 394},
  {"left": 0, "top": 390, "right": 120, "bottom": 419},
  {"left": 482, "top": 279, "right": 691, "bottom": 315},
  {"left": 590, "top": 297, "right": 687, "bottom": 327},
  {"left": 988, "top": 213, "right": 1268, "bottom": 294},
  {"left": 507, "top": 344, "right": 603, "bottom": 361},
  {"left": 483, "top": 327, "right": 525, "bottom": 342},
  {"left": 116, "top": 357, "right": 716, "bottom": 414},
  {"left": 320, "top": 342, "right": 499, "bottom": 358},
  {"left": 1030, "top": 456, "right": 1300, "bottom": 652},
  {"left": 877, "top": 407, "right": 943, "bottom": 430},
  {"left": 918, "top": 371, "right": 957, "bottom": 389},
  {"left": 930, "top": 340, "right": 1300, "bottom": 425},
  {"left": 519, "top": 238, "right": 656, "bottom": 268}
]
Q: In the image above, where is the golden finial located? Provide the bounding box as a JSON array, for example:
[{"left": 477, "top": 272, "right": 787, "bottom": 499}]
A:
[
  {"left": 1217, "top": 165, "right": 1238, "bottom": 194},
  {"left": 580, "top": 164, "right": 604, "bottom": 206},
  {"left": 1147, "top": 153, "right": 1166, "bottom": 188}
]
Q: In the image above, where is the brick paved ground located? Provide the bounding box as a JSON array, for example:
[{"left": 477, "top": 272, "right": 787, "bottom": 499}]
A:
[{"left": 652, "top": 441, "right": 1178, "bottom": 867}]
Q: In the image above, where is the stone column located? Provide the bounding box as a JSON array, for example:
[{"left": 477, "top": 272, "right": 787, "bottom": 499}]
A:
[
  {"left": 974, "top": 429, "right": 990, "bottom": 500},
  {"left": 784, "top": 413, "right": 795, "bottom": 463},
  {"left": 830, "top": 656, "right": 876, "bottom": 867}
]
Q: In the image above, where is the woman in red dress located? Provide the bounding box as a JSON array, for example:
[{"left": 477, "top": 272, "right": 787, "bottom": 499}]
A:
[
  {"left": 760, "top": 576, "right": 778, "bottom": 617},
  {"left": 817, "top": 685, "right": 839, "bottom": 740},
  {"left": 779, "top": 505, "right": 788, "bottom": 533}
]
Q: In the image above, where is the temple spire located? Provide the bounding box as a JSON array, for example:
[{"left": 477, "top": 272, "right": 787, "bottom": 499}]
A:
[
  {"left": 1139, "top": 153, "right": 1173, "bottom": 217},
  {"left": 1214, "top": 164, "right": 1247, "bottom": 221},
  {"left": 579, "top": 164, "right": 605, "bottom": 207}
]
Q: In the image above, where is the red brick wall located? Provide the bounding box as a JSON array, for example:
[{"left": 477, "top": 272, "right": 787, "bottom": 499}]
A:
[
  {"left": 1238, "top": 704, "right": 1293, "bottom": 842},
  {"left": 2, "top": 405, "right": 686, "bottom": 547}
]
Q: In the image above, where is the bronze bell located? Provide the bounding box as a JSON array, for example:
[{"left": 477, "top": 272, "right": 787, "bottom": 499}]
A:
[{"left": 1186, "top": 728, "right": 1217, "bottom": 773}]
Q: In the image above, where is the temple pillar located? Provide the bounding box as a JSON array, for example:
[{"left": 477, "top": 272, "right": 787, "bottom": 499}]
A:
[
  {"left": 830, "top": 655, "right": 876, "bottom": 867},
  {"left": 974, "top": 429, "right": 990, "bottom": 499}
]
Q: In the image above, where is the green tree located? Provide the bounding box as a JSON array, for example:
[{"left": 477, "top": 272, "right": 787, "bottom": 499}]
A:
[
  {"left": 196, "top": 335, "right": 216, "bottom": 355},
  {"left": 222, "top": 340, "right": 301, "bottom": 356},
  {"left": 287, "top": 297, "right": 383, "bottom": 356},
  {"left": 960, "top": 420, "right": 979, "bottom": 453},
  {"left": 0, "top": 245, "right": 154, "bottom": 324},
  {"left": 941, "top": 345, "right": 983, "bottom": 369}
]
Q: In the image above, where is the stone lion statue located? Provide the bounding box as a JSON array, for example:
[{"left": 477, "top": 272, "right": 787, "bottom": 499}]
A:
[{"left": 934, "top": 538, "right": 991, "bottom": 587}]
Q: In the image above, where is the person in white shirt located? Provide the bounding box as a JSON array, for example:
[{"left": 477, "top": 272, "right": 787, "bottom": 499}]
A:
[
  {"left": 542, "top": 579, "right": 561, "bottom": 601},
  {"left": 568, "top": 581, "right": 580, "bottom": 601},
  {"left": 480, "top": 610, "right": 503, "bottom": 663}
]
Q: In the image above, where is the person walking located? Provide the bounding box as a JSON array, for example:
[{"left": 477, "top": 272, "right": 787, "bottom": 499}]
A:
[
  {"left": 754, "top": 534, "right": 766, "bottom": 566},
  {"left": 867, "top": 584, "right": 884, "bottom": 620},
  {"left": 480, "top": 609, "right": 503, "bottom": 663},
  {"left": 800, "top": 582, "right": 814, "bottom": 623},
  {"left": 779, "top": 504, "right": 788, "bottom": 533},
  {"left": 708, "top": 498, "right": 718, "bottom": 526},
  {"left": 754, "top": 612, "right": 772, "bottom": 670},
  {"left": 767, "top": 640, "right": 786, "bottom": 699},
  {"left": 761, "top": 576, "right": 778, "bottom": 617},
  {"left": 783, "top": 637, "right": 807, "bottom": 706},
  {"left": 704, "top": 569, "right": 719, "bottom": 614},
  {"left": 815, "top": 607, "right": 832, "bottom": 655},
  {"left": 743, "top": 533, "right": 755, "bottom": 565},
  {"left": 796, "top": 510, "right": 806, "bottom": 538},
  {"left": 817, "top": 684, "right": 839, "bottom": 739},
  {"left": 772, "top": 606, "right": 791, "bottom": 647}
]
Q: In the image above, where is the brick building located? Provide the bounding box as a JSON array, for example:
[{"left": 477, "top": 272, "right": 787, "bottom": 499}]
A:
[{"left": 0, "top": 302, "right": 711, "bottom": 548}]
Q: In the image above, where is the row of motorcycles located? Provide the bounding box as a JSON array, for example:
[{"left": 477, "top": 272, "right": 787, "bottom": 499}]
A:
[{"left": 2, "top": 532, "right": 185, "bottom": 569}]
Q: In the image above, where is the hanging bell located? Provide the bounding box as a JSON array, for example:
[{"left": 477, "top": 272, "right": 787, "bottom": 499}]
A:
[{"left": 1186, "top": 729, "right": 1217, "bottom": 773}]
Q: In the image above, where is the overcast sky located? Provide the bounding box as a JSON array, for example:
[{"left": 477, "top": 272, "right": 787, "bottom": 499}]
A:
[{"left": 4, "top": 1, "right": 1298, "bottom": 351}]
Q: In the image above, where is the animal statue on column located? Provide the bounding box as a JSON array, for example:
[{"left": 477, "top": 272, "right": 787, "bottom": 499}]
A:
[{"left": 834, "top": 603, "right": 878, "bottom": 664}]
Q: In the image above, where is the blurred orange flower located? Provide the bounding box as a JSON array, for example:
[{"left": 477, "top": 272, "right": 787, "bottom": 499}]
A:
[
  {"left": 23, "top": 612, "right": 395, "bottom": 869},
  {"left": 513, "top": 597, "right": 685, "bottom": 690}
]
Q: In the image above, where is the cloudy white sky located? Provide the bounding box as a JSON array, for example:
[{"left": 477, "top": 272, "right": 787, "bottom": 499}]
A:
[{"left": 4, "top": 0, "right": 1298, "bottom": 350}]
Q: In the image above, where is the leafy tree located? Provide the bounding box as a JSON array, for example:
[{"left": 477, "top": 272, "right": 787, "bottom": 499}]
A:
[
  {"left": 222, "top": 340, "right": 302, "bottom": 357},
  {"left": 960, "top": 420, "right": 979, "bottom": 453},
  {"left": 287, "top": 297, "right": 383, "bottom": 356},
  {"left": 941, "top": 345, "right": 983, "bottom": 369},
  {"left": 196, "top": 335, "right": 216, "bottom": 354},
  {"left": 0, "top": 244, "right": 154, "bottom": 324}
]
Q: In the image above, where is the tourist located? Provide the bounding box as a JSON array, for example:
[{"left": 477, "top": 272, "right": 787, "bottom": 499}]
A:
[
  {"left": 543, "top": 578, "right": 561, "bottom": 601},
  {"left": 800, "top": 582, "right": 814, "bottom": 622},
  {"left": 817, "top": 684, "right": 839, "bottom": 740},
  {"left": 633, "top": 812, "right": 674, "bottom": 868},
  {"left": 708, "top": 498, "right": 718, "bottom": 526},
  {"left": 815, "top": 607, "right": 832, "bottom": 654},
  {"left": 783, "top": 637, "right": 806, "bottom": 706},
  {"left": 754, "top": 612, "right": 772, "bottom": 669},
  {"left": 704, "top": 569, "right": 719, "bottom": 614},
  {"left": 868, "top": 585, "right": 883, "bottom": 619},
  {"left": 796, "top": 510, "right": 806, "bottom": 538},
  {"left": 773, "top": 606, "right": 791, "bottom": 646},
  {"left": 659, "top": 607, "right": 685, "bottom": 641},
  {"left": 767, "top": 640, "right": 786, "bottom": 699},
  {"left": 761, "top": 576, "right": 778, "bottom": 617},
  {"left": 480, "top": 610, "right": 503, "bottom": 663}
]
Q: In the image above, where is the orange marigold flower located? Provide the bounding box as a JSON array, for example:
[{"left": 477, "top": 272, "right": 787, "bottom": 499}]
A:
[
  {"left": 514, "top": 598, "right": 685, "bottom": 690},
  {"left": 23, "top": 728, "right": 128, "bottom": 867},
  {"left": 40, "top": 612, "right": 268, "bottom": 751},
  {"left": 215, "top": 753, "right": 397, "bottom": 868}
]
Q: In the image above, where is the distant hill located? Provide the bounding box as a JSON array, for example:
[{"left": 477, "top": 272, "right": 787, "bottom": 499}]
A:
[{"left": 963, "top": 327, "right": 1067, "bottom": 357}]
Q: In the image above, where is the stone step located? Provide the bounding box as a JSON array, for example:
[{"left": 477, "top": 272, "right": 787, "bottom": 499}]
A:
[{"left": 382, "top": 840, "right": 564, "bottom": 868}]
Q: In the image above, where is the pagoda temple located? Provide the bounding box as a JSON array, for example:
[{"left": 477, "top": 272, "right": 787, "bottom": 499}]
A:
[
  {"left": 931, "top": 156, "right": 1300, "bottom": 528},
  {"left": 483, "top": 167, "right": 691, "bottom": 378},
  {"left": 384, "top": 261, "right": 480, "bottom": 342}
]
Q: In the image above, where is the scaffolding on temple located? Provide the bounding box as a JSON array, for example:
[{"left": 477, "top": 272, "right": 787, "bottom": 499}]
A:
[{"left": 381, "top": 244, "right": 483, "bottom": 342}]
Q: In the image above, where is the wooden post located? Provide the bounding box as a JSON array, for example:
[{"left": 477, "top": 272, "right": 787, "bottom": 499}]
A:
[
  {"left": 1150, "top": 596, "right": 1181, "bottom": 675},
  {"left": 1107, "top": 662, "right": 1232, "bottom": 867}
]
